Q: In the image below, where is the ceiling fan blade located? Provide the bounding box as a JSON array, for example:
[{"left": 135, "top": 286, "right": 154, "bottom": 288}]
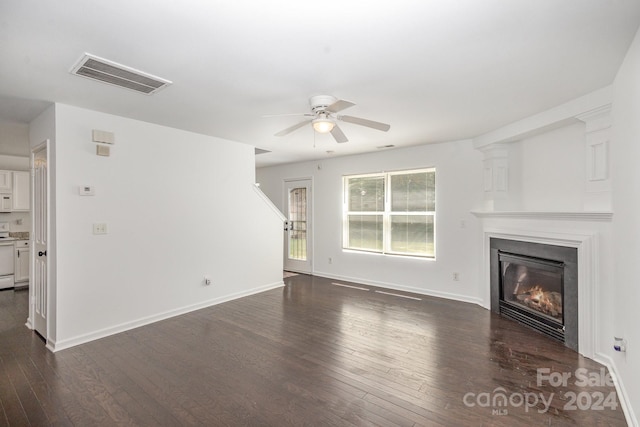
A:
[
  {"left": 326, "top": 99, "right": 355, "bottom": 113},
  {"left": 339, "top": 115, "right": 390, "bottom": 132},
  {"left": 263, "top": 113, "right": 314, "bottom": 118},
  {"left": 274, "top": 119, "right": 311, "bottom": 137},
  {"left": 330, "top": 125, "right": 348, "bottom": 143}
]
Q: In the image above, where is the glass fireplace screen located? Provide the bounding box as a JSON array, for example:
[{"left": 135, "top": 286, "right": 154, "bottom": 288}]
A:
[{"left": 499, "top": 252, "right": 564, "bottom": 323}]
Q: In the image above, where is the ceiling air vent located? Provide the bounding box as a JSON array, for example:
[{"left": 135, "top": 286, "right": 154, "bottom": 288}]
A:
[{"left": 70, "top": 53, "right": 172, "bottom": 95}]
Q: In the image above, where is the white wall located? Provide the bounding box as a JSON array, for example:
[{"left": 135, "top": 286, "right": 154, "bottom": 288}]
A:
[
  {"left": 611, "top": 25, "right": 640, "bottom": 425},
  {"left": 0, "top": 121, "right": 30, "bottom": 156},
  {"left": 0, "top": 154, "right": 29, "bottom": 170},
  {"left": 514, "top": 122, "right": 586, "bottom": 211},
  {"left": 46, "top": 104, "right": 283, "bottom": 349},
  {"left": 257, "top": 140, "right": 485, "bottom": 303}
]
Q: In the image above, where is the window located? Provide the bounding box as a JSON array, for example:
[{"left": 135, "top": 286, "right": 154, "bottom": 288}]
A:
[{"left": 343, "top": 168, "right": 435, "bottom": 258}]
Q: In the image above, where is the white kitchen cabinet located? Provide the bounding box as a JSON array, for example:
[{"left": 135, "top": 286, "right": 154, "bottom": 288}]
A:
[
  {"left": 12, "top": 171, "right": 30, "bottom": 211},
  {"left": 15, "top": 240, "right": 29, "bottom": 284},
  {"left": 0, "top": 171, "right": 12, "bottom": 192}
]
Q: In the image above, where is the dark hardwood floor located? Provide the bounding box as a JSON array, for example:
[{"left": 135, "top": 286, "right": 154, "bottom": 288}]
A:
[{"left": 0, "top": 275, "right": 628, "bottom": 426}]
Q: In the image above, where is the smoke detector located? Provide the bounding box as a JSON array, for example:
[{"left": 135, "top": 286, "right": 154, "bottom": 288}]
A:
[{"left": 70, "top": 53, "right": 172, "bottom": 95}]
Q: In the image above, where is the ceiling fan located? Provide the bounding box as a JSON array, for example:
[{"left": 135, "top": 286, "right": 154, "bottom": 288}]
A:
[{"left": 271, "top": 95, "right": 390, "bottom": 143}]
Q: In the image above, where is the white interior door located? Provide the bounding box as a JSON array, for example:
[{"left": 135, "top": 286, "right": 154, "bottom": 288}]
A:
[
  {"left": 284, "top": 179, "right": 312, "bottom": 274},
  {"left": 31, "top": 142, "right": 48, "bottom": 338}
]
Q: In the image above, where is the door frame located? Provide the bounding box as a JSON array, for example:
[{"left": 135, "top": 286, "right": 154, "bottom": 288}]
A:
[
  {"left": 283, "top": 177, "right": 313, "bottom": 274},
  {"left": 27, "top": 139, "right": 50, "bottom": 343}
]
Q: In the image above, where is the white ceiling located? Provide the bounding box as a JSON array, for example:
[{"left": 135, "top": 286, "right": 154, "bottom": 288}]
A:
[{"left": 1, "top": 1, "right": 639, "bottom": 167}]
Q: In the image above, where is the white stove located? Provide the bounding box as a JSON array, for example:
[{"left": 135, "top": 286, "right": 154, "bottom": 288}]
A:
[{"left": 0, "top": 222, "right": 15, "bottom": 289}]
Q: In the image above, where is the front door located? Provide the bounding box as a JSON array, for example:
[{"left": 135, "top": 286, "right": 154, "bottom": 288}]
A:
[
  {"left": 284, "top": 179, "right": 312, "bottom": 274},
  {"left": 31, "top": 142, "right": 48, "bottom": 339}
]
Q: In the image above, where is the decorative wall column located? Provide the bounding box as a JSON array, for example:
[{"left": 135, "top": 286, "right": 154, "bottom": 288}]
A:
[
  {"left": 576, "top": 105, "right": 612, "bottom": 211},
  {"left": 480, "top": 144, "right": 518, "bottom": 211}
]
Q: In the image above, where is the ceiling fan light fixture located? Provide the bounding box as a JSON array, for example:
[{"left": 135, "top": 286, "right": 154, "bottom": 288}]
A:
[
  {"left": 312, "top": 117, "right": 335, "bottom": 133},
  {"left": 272, "top": 96, "right": 389, "bottom": 143}
]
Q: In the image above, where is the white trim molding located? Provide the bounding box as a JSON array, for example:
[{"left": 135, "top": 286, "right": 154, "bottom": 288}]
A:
[
  {"left": 473, "top": 86, "right": 612, "bottom": 149},
  {"left": 576, "top": 104, "right": 613, "bottom": 211},
  {"left": 471, "top": 210, "right": 613, "bottom": 221},
  {"left": 253, "top": 183, "right": 286, "bottom": 221}
]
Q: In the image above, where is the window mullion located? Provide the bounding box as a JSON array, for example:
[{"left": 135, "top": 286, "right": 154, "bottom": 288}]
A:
[{"left": 383, "top": 173, "right": 390, "bottom": 254}]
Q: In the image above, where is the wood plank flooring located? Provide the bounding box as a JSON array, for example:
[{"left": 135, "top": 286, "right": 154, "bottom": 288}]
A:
[{"left": 0, "top": 275, "right": 628, "bottom": 426}]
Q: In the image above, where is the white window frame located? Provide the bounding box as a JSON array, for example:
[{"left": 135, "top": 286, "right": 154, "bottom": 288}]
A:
[{"left": 342, "top": 168, "right": 436, "bottom": 258}]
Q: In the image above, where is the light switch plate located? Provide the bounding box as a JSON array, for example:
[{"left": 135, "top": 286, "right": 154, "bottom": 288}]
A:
[{"left": 96, "top": 145, "right": 110, "bottom": 156}]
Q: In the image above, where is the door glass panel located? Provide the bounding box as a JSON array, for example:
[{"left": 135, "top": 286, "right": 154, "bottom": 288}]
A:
[{"left": 288, "top": 187, "right": 307, "bottom": 260}]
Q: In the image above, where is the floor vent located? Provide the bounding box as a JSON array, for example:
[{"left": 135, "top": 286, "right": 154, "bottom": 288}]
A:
[
  {"left": 374, "top": 290, "right": 422, "bottom": 300},
  {"left": 70, "top": 53, "right": 172, "bottom": 95},
  {"left": 331, "top": 282, "right": 369, "bottom": 291}
]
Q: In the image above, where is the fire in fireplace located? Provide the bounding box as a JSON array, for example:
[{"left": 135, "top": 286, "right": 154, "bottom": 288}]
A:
[
  {"left": 499, "top": 252, "right": 564, "bottom": 341},
  {"left": 490, "top": 238, "right": 578, "bottom": 351},
  {"left": 514, "top": 284, "right": 562, "bottom": 319}
]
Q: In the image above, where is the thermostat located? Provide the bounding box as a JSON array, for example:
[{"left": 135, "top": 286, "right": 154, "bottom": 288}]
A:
[{"left": 79, "top": 185, "right": 95, "bottom": 196}]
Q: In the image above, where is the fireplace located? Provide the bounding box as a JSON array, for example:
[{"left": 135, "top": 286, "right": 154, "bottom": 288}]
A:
[{"left": 490, "top": 238, "right": 578, "bottom": 351}]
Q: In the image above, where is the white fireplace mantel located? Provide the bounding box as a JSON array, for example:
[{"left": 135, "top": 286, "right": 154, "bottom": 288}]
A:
[{"left": 471, "top": 210, "right": 613, "bottom": 222}]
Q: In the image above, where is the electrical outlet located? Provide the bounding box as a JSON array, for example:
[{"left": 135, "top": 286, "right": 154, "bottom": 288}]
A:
[
  {"left": 453, "top": 272, "right": 460, "bottom": 281},
  {"left": 93, "top": 223, "right": 107, "bottom": 235}
]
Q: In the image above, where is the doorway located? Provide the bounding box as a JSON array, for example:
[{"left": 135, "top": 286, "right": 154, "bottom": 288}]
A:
[{"left": 284, "top": 179, "right": 312, "bottom": 274}]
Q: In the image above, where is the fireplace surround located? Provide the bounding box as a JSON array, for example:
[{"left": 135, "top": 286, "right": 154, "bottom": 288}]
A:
[
  {"left": 474, "top": 211, "right": 610, "bottom": 359},
  {"left": 490, "top": 238, "right": 579, "bottom": 351}
]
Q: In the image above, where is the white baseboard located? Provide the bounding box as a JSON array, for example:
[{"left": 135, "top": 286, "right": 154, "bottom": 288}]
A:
[
  {"left": 594, "top": 352, "right": 638, "bottom": 427},
  {"left": 49, "top": 281, "right": 285, "bottom": 352},
  {"left": 313, "top": 270, "right": 484, "bottom": 307}
]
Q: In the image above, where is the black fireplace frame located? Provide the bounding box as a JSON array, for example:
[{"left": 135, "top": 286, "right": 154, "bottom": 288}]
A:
[{"left": 490, "top": 238, "right": 578, "bottom": 351}]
